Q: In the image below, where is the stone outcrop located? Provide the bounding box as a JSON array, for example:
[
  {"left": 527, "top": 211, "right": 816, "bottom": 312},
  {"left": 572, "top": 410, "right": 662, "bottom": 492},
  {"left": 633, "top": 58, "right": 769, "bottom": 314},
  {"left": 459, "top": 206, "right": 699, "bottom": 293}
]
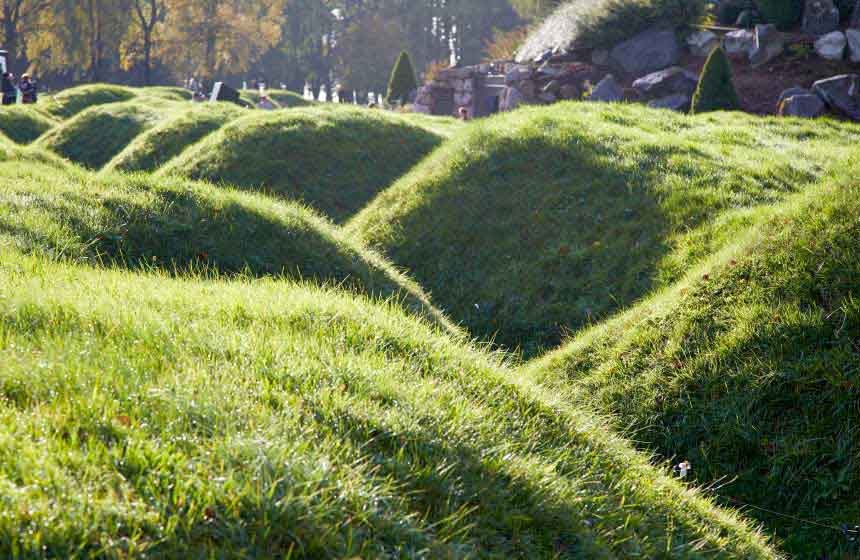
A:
[
  {"left": 723, "top": 30, "right": 755, "bottom": 56},
  {"left": 778, "top": 93, "right": 827, "bottom": 118},
  {"left": 749, "top": 24, "right": 784, "bottom": 67},
  {"left": 815, "top": 31, "right": 847, "bottom": 60},
  {"left": 587, "top": 74, "right": 624, "bottom": 102},
  {"left": 813, "top": 74, "right": 860, "bottom": 119},
  {"left": 609, "top": 28, "right": 680, "bottom": 76},
  {"left": 803, "top": 0, "right": 841, "bottom": 35},
  {"left": 687, "top": 30, "right": 720, "bottom": 57}
]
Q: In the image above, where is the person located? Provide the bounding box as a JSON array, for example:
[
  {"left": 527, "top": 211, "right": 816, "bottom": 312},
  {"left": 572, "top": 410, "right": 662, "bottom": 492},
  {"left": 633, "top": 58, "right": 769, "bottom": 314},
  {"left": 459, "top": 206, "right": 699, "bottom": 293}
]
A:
[
  {"left": 458, "top": 106, "right": 470, "bottom": 120},
  {"left": 1, "top": 72, "right": 16, "bottom": 105},
  {"left": 19, "top": 74, "right": 36, "bottom": 104}
]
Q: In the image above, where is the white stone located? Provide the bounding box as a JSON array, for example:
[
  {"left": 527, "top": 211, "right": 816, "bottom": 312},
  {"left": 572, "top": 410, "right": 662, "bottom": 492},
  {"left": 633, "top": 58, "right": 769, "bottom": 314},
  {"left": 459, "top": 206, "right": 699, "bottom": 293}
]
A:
[
  {"left": 723, "top": 30, "right": 755, "bottom": 56},
  {"left": 846, "top": 29, "right": 860, "bottom": 63},
  {"left": 687, "top": 30, "right": 719, "bottom": 57},
  {"left": 815, "top": 30, "right": 847, "bottom": 61}
]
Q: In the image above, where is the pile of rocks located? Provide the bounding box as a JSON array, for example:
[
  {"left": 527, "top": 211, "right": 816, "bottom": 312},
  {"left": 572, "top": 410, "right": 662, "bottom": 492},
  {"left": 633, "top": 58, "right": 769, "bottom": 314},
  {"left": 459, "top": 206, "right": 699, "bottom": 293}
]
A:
[
  {"left": 499, "top": 61, "right": 602, "bottom": 111},
  {"left": 780, "top": 74, "right": 860, "bottom": 118}
]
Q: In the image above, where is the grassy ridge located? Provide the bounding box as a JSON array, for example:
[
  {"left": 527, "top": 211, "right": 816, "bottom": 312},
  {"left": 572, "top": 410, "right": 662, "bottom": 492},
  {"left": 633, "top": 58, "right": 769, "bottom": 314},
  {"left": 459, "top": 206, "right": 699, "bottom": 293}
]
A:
[
  {"left": 241, "top": 88, "right": 314, "bottom": 108},
  {"left": 162, "top": 105, "right": 447, "bottom": 222},
  {"left": 40, "top": 84, "right": 138, "bottom": 120},
  {"left": 0, "top": 247, "right": 777, "bottom": 558},
  {"left": 0, "top": 160, "right": 455, "bottom": 332},
  {"left": 525, "top": 180, "right": 860, "bottom": 557},
  {"left": 104, "top": 104, "right": 246, "bottom": 173},
  {"left": 350, "top": 102, "right": 860, "bottom": 357},
  {"left": 0, "top": 106, "right": 56, "bottom": 144},
  {"left": 35, "top": 101, "right": 174, "bottom": 169}
]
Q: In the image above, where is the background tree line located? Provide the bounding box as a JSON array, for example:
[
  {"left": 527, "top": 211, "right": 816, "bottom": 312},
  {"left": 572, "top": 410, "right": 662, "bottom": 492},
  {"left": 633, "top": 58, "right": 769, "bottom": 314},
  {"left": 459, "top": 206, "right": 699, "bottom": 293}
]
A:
[{"left": 0, "top": 0, "right": 561, "bottom": 94}]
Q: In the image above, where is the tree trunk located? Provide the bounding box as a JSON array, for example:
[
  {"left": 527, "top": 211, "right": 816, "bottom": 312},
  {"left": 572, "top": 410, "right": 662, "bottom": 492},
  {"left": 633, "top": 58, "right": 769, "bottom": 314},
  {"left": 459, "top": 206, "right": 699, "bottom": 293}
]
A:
[
  {"left": 3, "top": 5, "right": 18, "bottom": 73},
  {"left": 142, "top": 29, "right": 152, "bottom": 85}
]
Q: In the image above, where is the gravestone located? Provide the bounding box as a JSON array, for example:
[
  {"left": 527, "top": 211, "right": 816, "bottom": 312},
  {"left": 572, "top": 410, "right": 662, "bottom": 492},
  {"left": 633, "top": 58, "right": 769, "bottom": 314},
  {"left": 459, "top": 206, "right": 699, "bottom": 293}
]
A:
[
  {"left": 209, "top": 82, "right": 242, "bottom": 105},
  {"left": 803, "top": 0, "right": 840, "bottom": 35}
]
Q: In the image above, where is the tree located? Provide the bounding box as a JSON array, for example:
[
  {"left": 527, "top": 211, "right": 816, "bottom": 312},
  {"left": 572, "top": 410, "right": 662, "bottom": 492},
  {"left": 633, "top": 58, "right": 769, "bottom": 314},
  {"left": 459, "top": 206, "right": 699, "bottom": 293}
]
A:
[
  {"left": 126, "top": 0, "right": 164, "bottom": 84},
  {"left": 386, "top": 50, "right": 416, "bottom": 105},
  {"left": 0, "top": 0, "right": 49, "bottom": 73},
  {"left": 334, "top": 13, "right": 406, "bottom": 94},
  {"left": 690, "top": 47, "right": 740, "bottom": 114}
]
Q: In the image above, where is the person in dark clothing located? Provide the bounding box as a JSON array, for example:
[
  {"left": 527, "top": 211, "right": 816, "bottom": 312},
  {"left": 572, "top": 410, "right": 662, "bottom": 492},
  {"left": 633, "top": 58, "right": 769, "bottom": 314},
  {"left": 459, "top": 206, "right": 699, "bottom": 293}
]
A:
[
  {"left": 1, "top": 72, "right": 16, "bottom": 105},
  {"left": 19, "top": 74, "right": 36, "bottom": 104}
]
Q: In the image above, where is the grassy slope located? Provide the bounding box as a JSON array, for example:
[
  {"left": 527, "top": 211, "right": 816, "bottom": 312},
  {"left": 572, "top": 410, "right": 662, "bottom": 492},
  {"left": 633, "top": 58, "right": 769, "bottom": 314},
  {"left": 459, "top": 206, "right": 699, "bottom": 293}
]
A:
[
  {"left": 241, "top": 89, "right": 314, "bottom": 108},
  {"left": 349, "top": 102, "right": 860, "bottom": 357},
  {"left": 40, "top": 84, "right": 138, "bottom": 120},
  {"left": 0, "top": 106, "right": 56, "bottom": 144},
  {"left": 525, "top": 180, "right": 860, "bottom": 557},
  {"left": 0, "top": 160, "right": 455, "bottom": 333},
  {"left": 104, "top": 104, "right": 247, "bottom": 173},
  {"left": 35, "top": 101, "right": 175, "bottom": 169},
  {"left": 161, "top": 105, "right": 447, "bottom": 223},
  {"left": 0, "top": 247, "right": 778, "bottom": 558}
]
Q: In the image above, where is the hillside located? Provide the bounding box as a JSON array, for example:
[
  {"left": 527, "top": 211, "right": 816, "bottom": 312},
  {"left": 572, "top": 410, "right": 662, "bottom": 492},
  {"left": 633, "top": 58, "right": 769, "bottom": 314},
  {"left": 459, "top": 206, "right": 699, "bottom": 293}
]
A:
[
  {"left": 161, "top": 105, "right": 448, "bottom": 222},
  {"left": 39, "top": 84, "right": 139, "bottom": 119},
  {"left": 241, "top": 88, "right": 314, "bottom": 108},
  {"left": 349, "top": 102, "right": 860, "bottom": 356},
  {"left": 525, "top": 179, "right": 860, "bottom": 557},
  {"left": 0, "top": 106, "right": 56, "bottom": 144},
  {"left": 104, "top": 104, "right": 247, "bottom": 173},
  {"left": 0, "top": 159, "right": 455, "bottom": 333},
  {"left": 0, "top": 244, "right": 778, "bottom": 558}
]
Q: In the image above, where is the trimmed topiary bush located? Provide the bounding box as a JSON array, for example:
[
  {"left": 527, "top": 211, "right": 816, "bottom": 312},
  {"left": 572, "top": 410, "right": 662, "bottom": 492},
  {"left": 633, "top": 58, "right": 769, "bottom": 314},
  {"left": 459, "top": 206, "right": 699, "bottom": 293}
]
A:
[
  {"left": 755, "top": 0, "right": 803, "bottom": 29},
  {"left": 691, "top": 48, "right": 741, "bottom": 114},
  {"left": 386, "top": 51, "right": 418, "bottom": 106}
]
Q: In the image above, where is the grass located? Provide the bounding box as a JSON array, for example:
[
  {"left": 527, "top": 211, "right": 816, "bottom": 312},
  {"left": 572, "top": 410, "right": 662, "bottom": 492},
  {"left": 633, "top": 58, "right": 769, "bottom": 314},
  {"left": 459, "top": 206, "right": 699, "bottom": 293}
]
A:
[
  {"left": 104, "top": 104, "right": 247, "bottom": 173},
  {"left": 40, "top": 84, "right": 138, "bottom": 120},
  {"left": 0, "top": 159, "right": 455, "bottom": 333},
  {"left": 525, "top": 178, "right": 860, "bottom": 557},
  {"left": 349, "top": 102, "right": 860, "bottom": 357},
  {"left": 241, "top": 89, "right": 314, "bottom": 108},
  {"left": 161, "top": 105, "right": 448, "bottom": 223},
  {"left": 516, "top": 0, "right": 706, "bottom": 61},
  {"left": 0, "top": 106, "right": 56, "bottom": 144},
  {"left": 35, "top": 101, "right": 175, "bottom": 169},
  {"left": 0, "top": 245, "right": 779, "bottom": 558}
]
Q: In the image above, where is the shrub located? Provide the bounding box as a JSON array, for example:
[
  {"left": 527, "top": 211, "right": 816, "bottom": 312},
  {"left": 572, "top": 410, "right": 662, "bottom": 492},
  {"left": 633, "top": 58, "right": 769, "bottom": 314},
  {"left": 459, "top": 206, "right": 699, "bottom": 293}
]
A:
[
  {"left": 755, "top": 0, "right": 803, "bottom": 29},
  {"left": 690, "top": 48, "right": 741, "bottom": 114},
  {"left": 386, "top": 51, "right": 418, "bottom": 106}
]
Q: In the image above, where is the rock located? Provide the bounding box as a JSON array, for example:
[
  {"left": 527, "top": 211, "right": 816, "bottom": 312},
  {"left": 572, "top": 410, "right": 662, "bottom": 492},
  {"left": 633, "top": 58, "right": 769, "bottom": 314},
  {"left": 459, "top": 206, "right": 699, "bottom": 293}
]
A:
[
  {"left": 852, "top": 0, "right": 860, "bottom": 27},
  {"left": 559, "top": 84, "right": 581, "bottom": 100},
  {"left": 537, "top": 62, "right": 564, "bottom": 77},
  {"left": 723, "top": 29, "right": 755, "bottom": 56},
  {"left": 632, "top": 66, "right": 699, "bottom": 100},
  {"left": 778, "top": 94, "right": 827, "bottom": 118},
  {"left": 813, "top": 74, "right": 860, "bottom": 120},
  {"left": 592, "top": 49, "right": 610, "bottom": 66},
  {"left": 687, "top": 29, "right": 720, "bottom": 57},
  {"left": 815, "top": 31, "right": 846, "bottom": 60},
  {"left": 505, "top": 65, "right": 531, "bottom": 84},
  {"left": 647, "top": 94, "right": 691, "bottom": 111},
  {"left": 587, "top": 74, "right": 624, "bottom": 102},
  {"left": 542, "top": 80, "right": 562, "bottom": 94},
  {"left": 846, "top": 29, "right": 860, "bottom": 62},
  {"left": 803, "top": 0, "right": 840, "bottom": 35},
  {"left": 539, "top": 92, "right": 557, "bottom": 103},
  {"left": 500, "top": 86, "right": 524, "bottom": 111},
  {"left": 609, "top": 27, "right": 681, "bottom": 76},
  {"left": 777, "top": 86, "right": 810, "bottom": 108},
  {"left": 534, "top": 49, "right": 554, "bottom": 64},
  {"left": 749, "top": 24, "right": 784, "bottom": 67}
]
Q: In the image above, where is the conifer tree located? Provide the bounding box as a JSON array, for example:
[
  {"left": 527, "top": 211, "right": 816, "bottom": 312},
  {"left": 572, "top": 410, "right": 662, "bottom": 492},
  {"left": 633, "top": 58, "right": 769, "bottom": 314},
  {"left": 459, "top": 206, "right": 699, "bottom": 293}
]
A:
[
  {"left": 386, "top": 51, "right": 418, "bottom": 106},
  {"left": 690, "top": 48, "right": 741, "bottom": 114}
]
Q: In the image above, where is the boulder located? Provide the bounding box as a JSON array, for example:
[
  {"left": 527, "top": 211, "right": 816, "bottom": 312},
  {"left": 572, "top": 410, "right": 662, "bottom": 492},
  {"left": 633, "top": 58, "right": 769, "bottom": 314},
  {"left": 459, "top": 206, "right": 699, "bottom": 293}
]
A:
[
  {"left": 803, "top": 0, "right": 840, "bottom": 35},
  {"left": 609, "top": 28, "right": 681, "bottom": 76},
  {"left": 632, "top": 66, "right": 699, "bottom": 100},
  {"left": 500, "top": 86, "right": 525, "bottom": 112},
  {"left": 592, "top": 49, "right": 610, "bottom": 66},
  {"left": 852, "top": 0, "right": 860, "bottom": 27},
  {"left": 723, "top": 29, "right": 755, "bottom": 56},
  {"left": 647, "top": 94, "right": 691, "bottom": 111},
  {"left": 846, "top": 28, "right": 860, "bottom": 62},
  {"left": 687, "top": 29, "right": 720, "bottom": 57},
  {"left": 777, "top": 86, "right": 810, "bottom": 108},
  {"left": 813, "top": 74, "right": 860, "bottom": 120},
  {"left": 539, "top": 92, "right": 558, "bottom": 103},
  {"left": 587, "top": 74, "right": 624, "bottom": 102},
  {"left": 505, "top": 65, "right": 532, "bottom": 84},
  {"left": 778, "top": 94, "right": 827, "bottom": 118},
  {"left": 542, "top": 80, "right": 562, "bottom": 94},
  {"left": 749, "top": 24, "right": 784, "bottom": 67},
  {"left": 559, "top": 84, "right": 581, "bottom": 100},
  {"left": 815, "top": 31, "right": 847, "bottom": 60}
]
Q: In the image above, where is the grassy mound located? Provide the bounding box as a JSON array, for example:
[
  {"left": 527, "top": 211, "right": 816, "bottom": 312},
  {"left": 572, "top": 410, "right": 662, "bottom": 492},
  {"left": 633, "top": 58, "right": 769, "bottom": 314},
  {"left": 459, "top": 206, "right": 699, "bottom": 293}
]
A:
[
  {"left": 526, "top": 179, "right": 860, "bottom": 557},
  {"left": 516, "top": 0, "right": 706, "bottom": 61},
  {"left": 40, "top": 84, "right": 137, "bottom": 119},
  {"left": 35, "top": 101, "right": 171, "bottom": 169},
  {"left": 162, "top": 105, "right": 445, "bottom": 223},
  {"left": 349, "top": 102, "right": 860, "bottom": 357},
  {"left": 0, "top": 245, "right": 779, "bottom": 557},
  {"left": 0, "top": 106, "right": 56, "bottom": 144},
  {"left": 241, "top": 88, "right": 313, "bottom": 108},
  {"left": 0, "top": 160, "right": 455, "bottom": 332},
  {"left": 104, "top": 104, "right": 246, "bottom": 173},
  {"left": 139, "top": 86, "right": 194, "bottom": 101}
]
